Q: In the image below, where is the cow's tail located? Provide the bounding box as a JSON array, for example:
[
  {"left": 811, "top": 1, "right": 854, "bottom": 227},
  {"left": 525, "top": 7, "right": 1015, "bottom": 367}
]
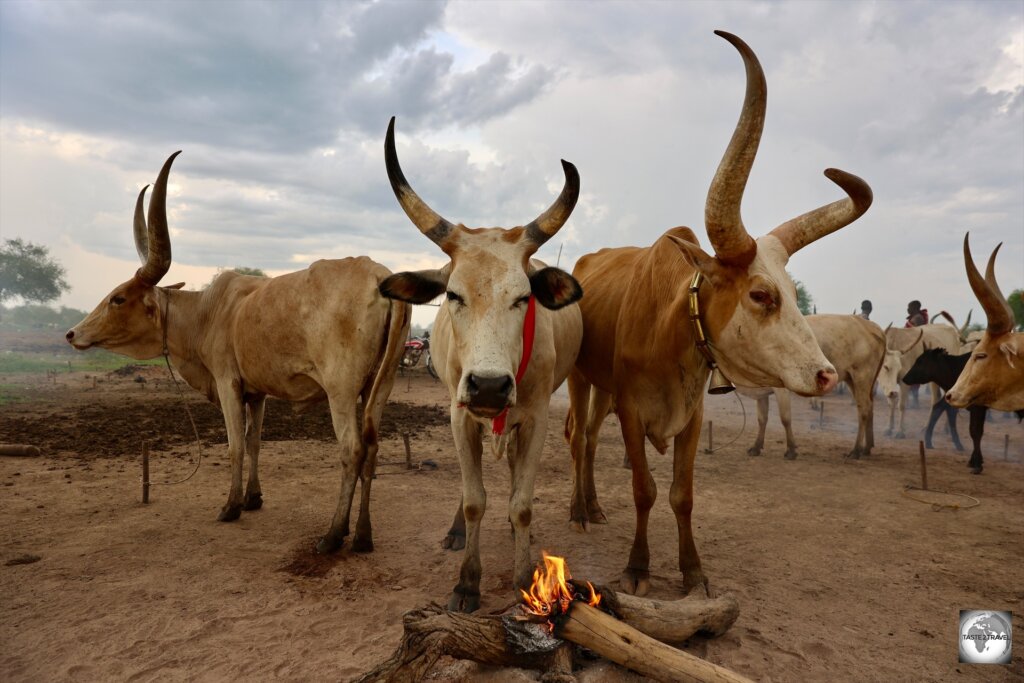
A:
[{"left": 362, "top": 299, "right": 412, "bottom": 451}]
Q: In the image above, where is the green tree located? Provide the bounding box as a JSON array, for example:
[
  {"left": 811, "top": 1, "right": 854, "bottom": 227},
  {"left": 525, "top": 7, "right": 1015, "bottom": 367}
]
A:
[
  {"left": 203, "top": 266, "right": 267, "bottom": 289},
  {"left": 0, "top": 239, "right": 70, "bottom": 307},
  {"left": 789, "top": 273, "right": 814, "bottom": 315},
  {"left": 1009, "top": 289, "right": 1023, "bottom": 332}
]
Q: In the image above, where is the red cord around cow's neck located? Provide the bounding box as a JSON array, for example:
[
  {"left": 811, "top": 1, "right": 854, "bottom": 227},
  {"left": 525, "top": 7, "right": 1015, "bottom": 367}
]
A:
[{"left": 492, "top": 295, "right": 537, "bottom": 436}]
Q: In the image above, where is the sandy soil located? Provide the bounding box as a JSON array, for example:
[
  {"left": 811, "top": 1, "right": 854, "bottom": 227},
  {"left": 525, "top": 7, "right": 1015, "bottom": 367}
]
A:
[{"left": 2, "top": 357, "right": 1022, "bottom": 682}]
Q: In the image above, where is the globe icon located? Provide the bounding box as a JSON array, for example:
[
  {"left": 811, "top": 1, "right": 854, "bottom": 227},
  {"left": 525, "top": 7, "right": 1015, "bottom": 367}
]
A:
[{"left": 959, "top": 611, "right": 1012, "bottom": 664}]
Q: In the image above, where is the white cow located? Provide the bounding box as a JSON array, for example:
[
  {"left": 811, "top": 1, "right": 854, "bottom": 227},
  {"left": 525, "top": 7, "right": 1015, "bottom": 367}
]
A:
[{"left": 884, "top": 324, "right": 961, "bottom": 438}]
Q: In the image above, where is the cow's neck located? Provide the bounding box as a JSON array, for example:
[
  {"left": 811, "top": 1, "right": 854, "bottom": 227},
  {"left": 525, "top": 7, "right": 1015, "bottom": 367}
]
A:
[{"left": 159, "top": 288, "right": 219, "bottom": 404}]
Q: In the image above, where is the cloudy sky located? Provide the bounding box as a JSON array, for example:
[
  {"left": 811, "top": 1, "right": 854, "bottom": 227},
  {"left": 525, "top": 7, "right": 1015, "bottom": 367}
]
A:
[{"left": 1, "top": 0, "right": 1021, "bottom": 330}]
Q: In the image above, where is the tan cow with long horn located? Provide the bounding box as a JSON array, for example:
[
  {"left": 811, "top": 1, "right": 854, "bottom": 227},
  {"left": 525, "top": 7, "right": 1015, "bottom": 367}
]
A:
[
  {"left": 946, "top": 235, "right": 1023, "bottom": 411},
  {"left": 67, "top": 152, "right": 411, "bottom": 554},
  {"left": 566, "top": 31, "right": 873, "bottom": 597},
  {"left": 378, "top": 118, "right": 584, "bottom": 613}
]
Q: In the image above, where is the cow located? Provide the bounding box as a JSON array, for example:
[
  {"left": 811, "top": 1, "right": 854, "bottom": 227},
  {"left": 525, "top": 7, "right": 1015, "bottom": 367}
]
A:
[
  {"left": 377, "top": 118, "right": 584, "bottom": 613},
  {"left": 883, "top": 323, "right": 961, "bottom": 437},
  {"left": 903, "top": 347, "right": 1024, "bottom": 473},
  {"left": 740, "top": 315, "right": 898, "bottom": 460},
  {"left": 66, "top": 152, "right": 411, "bottom": 555},
  {"left": 566, "top": 31, "right": 872, "bottom": 597},
  {"left": 946, "top": 235, "right": 1024, "bottom": 412}
]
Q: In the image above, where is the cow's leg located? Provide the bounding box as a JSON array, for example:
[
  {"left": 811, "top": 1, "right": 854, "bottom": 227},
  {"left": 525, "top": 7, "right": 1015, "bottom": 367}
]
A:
[
  {"left": 216, "top": 379, "right": 246, "bottom": 522},
  {"left": 567, "top": 369, "right": 593, "bottom": 531},
  {"left": 243, "top": 397, "right": 266, "bottom": 511},
  {"left": 923, "top": 400, "right": 944, "bottom": 449},
  {"left": 895, "top": 384, "right": 908, "bottom": 438},
  {"left": 619, "top": 406, "right": 655, "bottom": 597},
  {"left": 777, "top": 390, "right": 798, "bottom": 460},
  {"left": 670, "top": 406, "right": 707, "bottom": 594},
  {"left": 746, "top": 394, "right": 770, "bottom": 457},
  {"left": 442, "top": 497, "right": 466, "bottom": 550},
  {"left": 967, "top": 407, "right": 985, "bottom": 474},
  {"left": 584, "top": 388, "right": 612, "bottom": 522},
  {"left": 509, "top": 413, "right": 547, "bottom": 594},
  {"left": 946, "top": 403, "right": 965, "bottom": 452},
  {"left": 885, "top": 389, "right": 897, "bottom": 436},
  {"left": 316, "top": 397, "right": 364, "bottom": 554},
  {"left": 351, "top": 397, "right": 379, "bottom": 553},
  {"left": 449, "top": 414, "right": 485, "bottom": 613},
  {"left": 849, "top": 377, "right": 872, "bottom": 458}
]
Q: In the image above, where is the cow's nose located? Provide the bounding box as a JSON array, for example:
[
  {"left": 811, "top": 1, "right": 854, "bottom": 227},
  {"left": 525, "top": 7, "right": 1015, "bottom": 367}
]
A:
[
  {"left": 816, "top": 368, "right": 838, "bottom": 394},
  {"left": 467, "top": 373, "right": 514, "bottom": 412},
  {"left": 65, "top": 329, "right": 75, "bottom": 342}
]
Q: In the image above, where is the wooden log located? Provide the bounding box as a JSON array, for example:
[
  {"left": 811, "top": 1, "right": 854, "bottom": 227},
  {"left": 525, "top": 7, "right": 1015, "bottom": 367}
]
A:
[
  {"left": 0, "top": 444, "right": 41, "bottom": 457},
  {"left": 918, "top": 441, "right": 928, "bottom": 491},
  {"left": 555, "top": 601, "right": 752, "bottom": 683},
  {"left": 142, "top": 442, "right": 150, "bottom": 504},
  {"left": 403, "top": 433, "right": 412, "bottom": 470},
  {"left": 360, "top": 588, "right": 741, "bottom": 682}
]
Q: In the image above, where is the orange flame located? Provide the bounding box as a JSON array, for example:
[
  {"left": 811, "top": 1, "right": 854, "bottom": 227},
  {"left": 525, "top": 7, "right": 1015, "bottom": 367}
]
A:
[{"left": 520, "top": 551, "right": 601, "bottom": 621}]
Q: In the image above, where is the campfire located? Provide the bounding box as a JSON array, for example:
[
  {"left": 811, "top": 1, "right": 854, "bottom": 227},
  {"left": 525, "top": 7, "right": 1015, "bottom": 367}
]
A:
[
  {"left": 520, "top": 551, "right": 601, "bottom": 626},
  {"left": 359, "top": 551, "right": 753, "bottom": 682}
]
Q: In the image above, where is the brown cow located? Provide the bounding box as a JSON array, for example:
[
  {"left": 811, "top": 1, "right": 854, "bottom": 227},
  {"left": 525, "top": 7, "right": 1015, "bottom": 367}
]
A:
[
  {"left": 566, "top": 31, "right": 872, "bottom": 597},
  {"left": 946, "top": 235, "right": 1024, "bottom": 411},
  {"left": 66, "top": 152, "right": 410, "bottom": 554},
  {"left": 378, "top": 118, "right": 584, "bottom": 612}
]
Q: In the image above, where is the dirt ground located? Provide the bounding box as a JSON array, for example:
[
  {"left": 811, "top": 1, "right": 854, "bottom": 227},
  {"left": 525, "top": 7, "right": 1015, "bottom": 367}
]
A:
[{"left": 2, "top": 358, "right": 1022, "bottom": 682}]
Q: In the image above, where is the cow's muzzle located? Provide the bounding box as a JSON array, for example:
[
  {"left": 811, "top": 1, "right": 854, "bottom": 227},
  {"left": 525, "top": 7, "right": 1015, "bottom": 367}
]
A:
[
  {"left": 65, "top": 328, "right": 92, "bottom": 350},
  {"left": 466, "top": 373, "right": 514, "bottom": 417}
]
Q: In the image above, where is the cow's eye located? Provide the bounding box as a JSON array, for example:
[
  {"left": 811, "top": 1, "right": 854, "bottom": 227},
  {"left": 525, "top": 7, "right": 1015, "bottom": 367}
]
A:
[
  {"left": 749, "top": 290, "right": 774, "bottom": 307},
  {"left": 974, "top": 352, "right": 987, "bottom": 360},
  {"left": 110, "top": 295, "right": 126, "bottom": 305},
  {"left": 446, "top": 291, "right": 465, "bottom": 306},
  {"left": 513, "top": 295, "right": 530, "bottom": 309}
]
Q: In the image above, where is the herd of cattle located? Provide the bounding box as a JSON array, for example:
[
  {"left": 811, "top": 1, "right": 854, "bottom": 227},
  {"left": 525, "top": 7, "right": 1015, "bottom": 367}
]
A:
[{"left": 63, "top": 32, "right": 1022, "bottom": 613}]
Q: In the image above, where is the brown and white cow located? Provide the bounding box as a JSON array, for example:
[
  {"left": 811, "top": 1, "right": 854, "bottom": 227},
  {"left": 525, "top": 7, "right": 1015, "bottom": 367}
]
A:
[
  {"left": 946, "top": 235, "right": 1024, "bottom": 411},
  {"left": 66, "top": 152, "right": 411, "bottom": 554},
  {"left": 566, "top": 31, "right": 872, "bottom": 597},
  {"left": 378, "top": 118, "right": 584, "bottom": 612},
  {"left": 740, "top": 314, "right": 895, "bottom": 459}
]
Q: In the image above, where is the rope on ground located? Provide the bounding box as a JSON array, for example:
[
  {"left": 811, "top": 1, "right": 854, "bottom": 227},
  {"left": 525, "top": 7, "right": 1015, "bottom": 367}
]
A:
[
  {"left": 708, "top": 390, "right": 747, "bottom": 454},
  {"left": 145, "top": 353, "right": 204, "bottom": 487},
  {"left": 901, "top": 485, "right": 980, "bottom": 510}
]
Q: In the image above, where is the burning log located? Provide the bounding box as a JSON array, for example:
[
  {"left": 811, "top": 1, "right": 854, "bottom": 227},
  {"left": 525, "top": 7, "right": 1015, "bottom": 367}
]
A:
[{"left": 360, "top": 553, "right": 744, "bottom": 682}]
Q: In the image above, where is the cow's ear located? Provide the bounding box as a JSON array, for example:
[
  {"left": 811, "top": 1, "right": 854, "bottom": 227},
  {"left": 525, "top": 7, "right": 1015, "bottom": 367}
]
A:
[
  {"left": 667, "top": 234, "right": 727, "bottom": 287},
  {"left": 529, "top": 267, "right": 582, "bottom": 310},
  {"left": 1000, "top": 339, "right": 1019, "bottom": 369},
  {"left": 380, "top": 269, "right": 448, "bottom": 304},
  {"left": 163, "top": 282, "right": 187, "bottom": 290}
]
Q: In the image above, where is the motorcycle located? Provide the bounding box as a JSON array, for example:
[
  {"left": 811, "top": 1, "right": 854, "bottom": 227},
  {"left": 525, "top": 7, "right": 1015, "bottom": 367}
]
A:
[{"left": 400, "top": 332, "right": 438, "bottom": 379}]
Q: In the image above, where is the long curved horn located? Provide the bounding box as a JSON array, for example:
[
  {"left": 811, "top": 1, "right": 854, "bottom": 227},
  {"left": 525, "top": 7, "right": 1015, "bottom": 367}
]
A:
[
  {"left": 769, "top": 168, "right": 873, "bottom": 255},
  {"left": 983, "top": 241, "right": 1013, "bottom": 333},
  {"left": 136, "top": 151, "right": 181, "bottom": 286},
  {"left": 960, "top": 309, "right": 972, "bottom": 339},
  {"left": 524, "top": 160, "right": 580, "bottom": 246},
  {"left": 132, "top": 184, "right": 151, "bottom": 264},
  {"left": 703, "top": 30, "right": 764, "bottom": 265},
  {"left": 898, "top": 328, "right": 924, "bottom": 354},
  {"left": 964, "top": 234, "right": 1013, "bottom": 335},
  {"left": 384, "top": 117, "right": 455, "bottom": 248}
]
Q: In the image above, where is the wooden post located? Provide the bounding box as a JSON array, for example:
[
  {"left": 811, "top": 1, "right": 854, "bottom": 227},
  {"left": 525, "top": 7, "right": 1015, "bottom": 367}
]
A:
[
  {"left": 704, "top": 421, "right": 713, "bottom": 454},
  {"left": 1005, "top": 434, "right": 1011, "bottom": 461},
  {"left": 92, "top": 376, "right": 97, "bottom": 390},
  {"left": 0, "top": 445, "right": 41, "bottom": 457},
  {"left": 403, "top": 433, "right": 412, "bottom": 469},
  {"left": 142, "top": 441, "right": 150, "bottom": 504},
  {"left": 819, "top": 402, "right": 825, "bottom": 426},
  {"left": 67, "top": 360, "right": 72, "bottom": 372},
  {"left": 918, "top": 441, "right": 928, "bottom": 491},
  {"left": 554, "top": 601, "right": 753, "bottom": 683}
]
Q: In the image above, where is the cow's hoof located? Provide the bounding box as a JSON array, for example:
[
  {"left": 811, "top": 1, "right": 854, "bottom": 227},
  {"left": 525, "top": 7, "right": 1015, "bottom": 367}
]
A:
[
  {"left": 316, "top": 534, "right": 344, "bottom": 555},
  {"left": 894, "top": 431, "right": 906, "bottom": 439},
  {"left": 784, "top": 449, "right": 798, "bottom": 460},
  {"left": 683, "top": 570, "right": 709, "bottom": 596},
  {"left": 970, "top": 467, "right": 983, "bottom": 475},
  {"left": 217, "top": 504, "right": 242, "bottom": 522},
  {"left": 619, "top": 567, "right": 650, "bottom": 597},
  {"left": 351, "top": 533, "right": 374, "bottom": 553},
  {"left": 242, "top": 492, "right": 263, "bottom": 511},
  {"left": 588, "top": 507, "right": 608, "bottom": 524},
  {"left": 441, "top": 530, "right": 465, "bottom": 551},
  {"left": 884, "top": 428, "right": 893, "bottom": 437},
  {"left": 570, "top": 518, "right": 588, "bottom": 533},
  {"left": 747, "top": 447, "right": 763, "bottom": 457},
  {"left": 447, "top": 589, "right": 480, "bottom": 613},
  {"left": 954, "top": 444, "right": 965, "bottom": 453}
]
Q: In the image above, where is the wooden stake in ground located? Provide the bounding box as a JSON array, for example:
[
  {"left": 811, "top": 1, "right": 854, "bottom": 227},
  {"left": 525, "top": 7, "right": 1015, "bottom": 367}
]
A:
[
  {"left": 1005, "top": 434, "right": 1010, "bottom": 461},
  {"left": 554, "top": 600, "right": 752, "bottom": 683},
  {"left": 142, "top": 441, "right": 150, "bottom": 504},
  {"left": 704, "top": 421, "right": 713, "bottom": 454},
  {"left": 403, "top": 433, "right": 412, "bottom": 470},
  {"left": 918, "top": 440, "right": 928, "bottom": 491}
]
